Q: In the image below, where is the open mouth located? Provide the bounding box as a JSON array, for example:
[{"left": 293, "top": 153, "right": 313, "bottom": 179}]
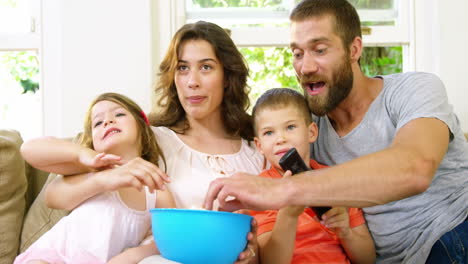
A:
[{"left": 306, "top": 81, "right": 325, "bottom": 95}]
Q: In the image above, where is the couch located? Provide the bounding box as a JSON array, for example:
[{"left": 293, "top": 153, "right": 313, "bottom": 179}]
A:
[
  {"left": 2, "top": 129, "right": 468, "bottom": 264},
  {"left": 0, "top": 130, "right": 69, "bottom": 264}
]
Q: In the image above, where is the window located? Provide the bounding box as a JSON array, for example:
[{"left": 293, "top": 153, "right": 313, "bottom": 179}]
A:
[
  {"left": 156, "top": 0, "right": 411, "bottom": 105},
  {"left": 0, "top": 0, "right": 41, "bottom": 140}
]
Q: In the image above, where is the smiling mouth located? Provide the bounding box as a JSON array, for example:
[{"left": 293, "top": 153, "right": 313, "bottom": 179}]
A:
[{"left": 103, "top": 128, "right": 121, "bottom": 139}]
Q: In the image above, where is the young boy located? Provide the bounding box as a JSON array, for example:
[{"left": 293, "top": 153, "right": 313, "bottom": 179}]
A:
[{"left": 251, "top": 88, "right": 375, "bottom": 264}]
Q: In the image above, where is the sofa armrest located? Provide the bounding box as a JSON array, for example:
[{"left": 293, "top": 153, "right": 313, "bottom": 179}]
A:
[{"left": 0, "top": 129, "right": 28, "bottom": 264}]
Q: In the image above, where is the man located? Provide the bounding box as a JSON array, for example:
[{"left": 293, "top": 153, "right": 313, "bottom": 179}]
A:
[{"left": 204, "top": 0, "right": 468, "bottom": 263}]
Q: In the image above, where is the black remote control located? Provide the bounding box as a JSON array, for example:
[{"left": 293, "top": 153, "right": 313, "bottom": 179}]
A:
[{"left": 279, "top": 148, "right": 331, "bottom": 219}]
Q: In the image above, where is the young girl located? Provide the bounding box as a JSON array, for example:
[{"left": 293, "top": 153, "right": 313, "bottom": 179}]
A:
[{"left": 15, "top": 92, "right": 175, "bottom": 264}]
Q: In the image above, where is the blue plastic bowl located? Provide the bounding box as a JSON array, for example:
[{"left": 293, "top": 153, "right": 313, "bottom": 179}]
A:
[{"left": 150, "top": 208, "right": 252, "bottom": 264}]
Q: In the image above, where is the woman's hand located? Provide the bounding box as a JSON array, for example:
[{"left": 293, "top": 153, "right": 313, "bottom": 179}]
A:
[
  {"left": 96, "top": 157, "right": 170, "bottom": 193},
  {"left": 235, "top": 214, "right": 259, "bottom": 264}
]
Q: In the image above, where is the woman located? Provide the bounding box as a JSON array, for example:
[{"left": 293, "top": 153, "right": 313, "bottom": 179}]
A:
[{"left": 21, "top": 21, "right": 264, "bottom": 263}]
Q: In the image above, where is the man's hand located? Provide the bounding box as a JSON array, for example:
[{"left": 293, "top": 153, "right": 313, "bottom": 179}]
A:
[{"left": 204, "top": 172, "right": 290, "bottom": 212}]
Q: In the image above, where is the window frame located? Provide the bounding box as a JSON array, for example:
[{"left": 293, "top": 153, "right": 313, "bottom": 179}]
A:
[
  {"left": 0, "top": 0, "right": 41, "bottom": 50},
  {"left": 156, "top": 0, "right": 415, "bottom": 73}
]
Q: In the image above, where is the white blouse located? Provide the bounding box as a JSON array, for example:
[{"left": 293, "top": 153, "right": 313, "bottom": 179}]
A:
[{"left": 152, "top": 126, "right": 266, "bottom": 209}]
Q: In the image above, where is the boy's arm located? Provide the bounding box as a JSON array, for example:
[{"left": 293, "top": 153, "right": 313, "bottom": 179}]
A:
[
  {"left": 258, "top": 207, "right": 302, "bottom": 264},
  {"left": 339, "top": 224, "right": 376, "bottom": 264},
  {"left": 322, "top": 208, "right": 375, "bottom": 264},
  {"left": 108, "top": 243, "right": 159, "bottom": 264}
]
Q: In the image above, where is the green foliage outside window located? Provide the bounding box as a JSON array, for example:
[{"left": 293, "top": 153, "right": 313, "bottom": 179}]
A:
[
  {"left": 241, "top": 46, "right": 402, "bottom": 106},
  {"left": 1, "top": 51, "right": 40, "bottom": 94}
]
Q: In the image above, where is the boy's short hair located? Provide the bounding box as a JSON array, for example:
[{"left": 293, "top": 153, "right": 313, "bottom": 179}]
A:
[{"left": 252, "top": 88, "right": 312, "bottom": 135}]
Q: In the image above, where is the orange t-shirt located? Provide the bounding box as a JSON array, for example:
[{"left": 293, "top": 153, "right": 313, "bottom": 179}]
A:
[{"left": 250, "top": 160, "right": 366, "bottom": 264}]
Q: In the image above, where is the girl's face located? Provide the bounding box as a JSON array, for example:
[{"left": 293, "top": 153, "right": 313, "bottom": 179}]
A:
[
  {"left": 175, "top": 39, "right": 225, "bottom": 122},
  {"left": 91, "top": 100, "right": 140, "bottom": 157}
]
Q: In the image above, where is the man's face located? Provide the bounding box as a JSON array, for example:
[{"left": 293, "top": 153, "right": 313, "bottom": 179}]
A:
[{"left": 290, "top": 16, "right": 353, "bottom": 116}]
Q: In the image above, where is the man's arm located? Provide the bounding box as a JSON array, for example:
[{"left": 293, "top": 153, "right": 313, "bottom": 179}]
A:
[
  {"left": 288, "top": 117, "right": 449, "bottom": 207},
  {"left": 205, "top": 118, "right": 449, "bottom": 210}
]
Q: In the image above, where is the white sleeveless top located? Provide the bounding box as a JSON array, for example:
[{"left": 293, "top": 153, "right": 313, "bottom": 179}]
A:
[
  {"left": 25, "top": 188, "right": 156, "bottom": 262},
  {"left": 153, "top": 126, "right": 266, "bottom": 209}
]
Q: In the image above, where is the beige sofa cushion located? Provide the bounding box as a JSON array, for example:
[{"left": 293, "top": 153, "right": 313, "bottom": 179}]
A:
[
  {"left": 0, "top": 130, "right": 27, "bottom": 264},
  {"left": 20, "top": 173, "right": 69, "bottom": 252},
  {"left": 19, "top": 135, "right": 80, "bottom": 252}
]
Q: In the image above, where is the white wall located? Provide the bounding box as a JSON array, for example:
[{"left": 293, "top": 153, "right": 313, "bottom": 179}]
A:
[
  {"left": 42, "top": 0, "right": 153, "bottom": 137},
  {"left": 41, "top": 0, "right": 468, "bottom": 137},
  {"left": 414, "top": 0, "right": 468, "bottom": 131}
]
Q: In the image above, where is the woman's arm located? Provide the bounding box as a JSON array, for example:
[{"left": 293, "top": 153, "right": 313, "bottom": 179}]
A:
[{"left": 257, "top": 207, "right": 303, "bottom": 264}]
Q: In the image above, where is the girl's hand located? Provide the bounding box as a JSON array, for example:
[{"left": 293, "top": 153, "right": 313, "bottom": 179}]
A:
[
  {"left": 97, "top": 157, "right": 170, "bottom": 193},
  {"left": 235, "top": 216, "right": 259, "bottom": 264},
  {"left": 78, "top": 149, "right": 123, "bottom": 170},
  {"left": 321, "top": 207, "right": 351, "bottom": 238}
]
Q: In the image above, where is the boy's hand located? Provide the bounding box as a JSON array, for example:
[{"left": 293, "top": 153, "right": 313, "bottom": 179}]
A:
[
  {"left": 281, "top": 170, "right": 304, "bottom": 217},
  {"left": 78, "top": 149, "right": 123, "bottom": 170},
  {"left": 321, "top": 207, "right": 351, "bottom": 238}
]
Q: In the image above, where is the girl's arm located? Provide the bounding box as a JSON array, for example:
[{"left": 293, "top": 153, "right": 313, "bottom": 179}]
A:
[
  {"left": 108, "top": 242, "right": 160, "bottom": 264},
  {"left": 21, "top": 136, "right": 122, "bottom": 175},
  {"left": 21, "top": 136, "right": 96, "bottom": 174},
  {"left": 322, "top": 208, "right": 375, "bottom": 264},
  {"left": 46, "top": 158, "right": 171, "bottom": 210},
  {"left": 156, "top": 188, "right": 177, "bottom": 208},
  {"left": 257, "top": 206, "right": 303, "bottom": 264}
]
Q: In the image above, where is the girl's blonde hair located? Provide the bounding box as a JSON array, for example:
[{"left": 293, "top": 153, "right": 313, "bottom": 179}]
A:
[{"left": 80, "top": 92, "right": 166, "bottom": 169}]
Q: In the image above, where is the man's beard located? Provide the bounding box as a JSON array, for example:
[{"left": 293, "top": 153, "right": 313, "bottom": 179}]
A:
[{"left": 300, "top": 57, "right": 353, "bottom": 117}]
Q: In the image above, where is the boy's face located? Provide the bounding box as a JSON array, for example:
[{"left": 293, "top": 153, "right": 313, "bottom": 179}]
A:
[{"left": 254, "top": 105, "right": 318, "bottom": 170}]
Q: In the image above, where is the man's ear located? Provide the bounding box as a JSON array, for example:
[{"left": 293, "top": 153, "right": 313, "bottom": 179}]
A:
[
  {"left": 254, "top": 137, "right": 264, "bottom": 155},
  {"left": 308, "top": 122, "right": 319, "bottom": 143},
  {"left": 349, "top": 36, "right": 363, "bottom": 64}
]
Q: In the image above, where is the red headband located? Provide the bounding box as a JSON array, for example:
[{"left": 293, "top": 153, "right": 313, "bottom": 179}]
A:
[{"left": 140, "top": 111, "right": 150, "bottom": 125}]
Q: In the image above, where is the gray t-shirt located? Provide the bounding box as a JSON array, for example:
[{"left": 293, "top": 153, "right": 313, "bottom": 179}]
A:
[{"left": 311, "top": 72, "right": 468, "bottom": 264}]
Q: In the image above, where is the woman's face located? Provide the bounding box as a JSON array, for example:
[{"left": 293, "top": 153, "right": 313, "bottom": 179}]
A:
[{"left": 175, "top": 39, "right": 225, "bottom": 122}]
